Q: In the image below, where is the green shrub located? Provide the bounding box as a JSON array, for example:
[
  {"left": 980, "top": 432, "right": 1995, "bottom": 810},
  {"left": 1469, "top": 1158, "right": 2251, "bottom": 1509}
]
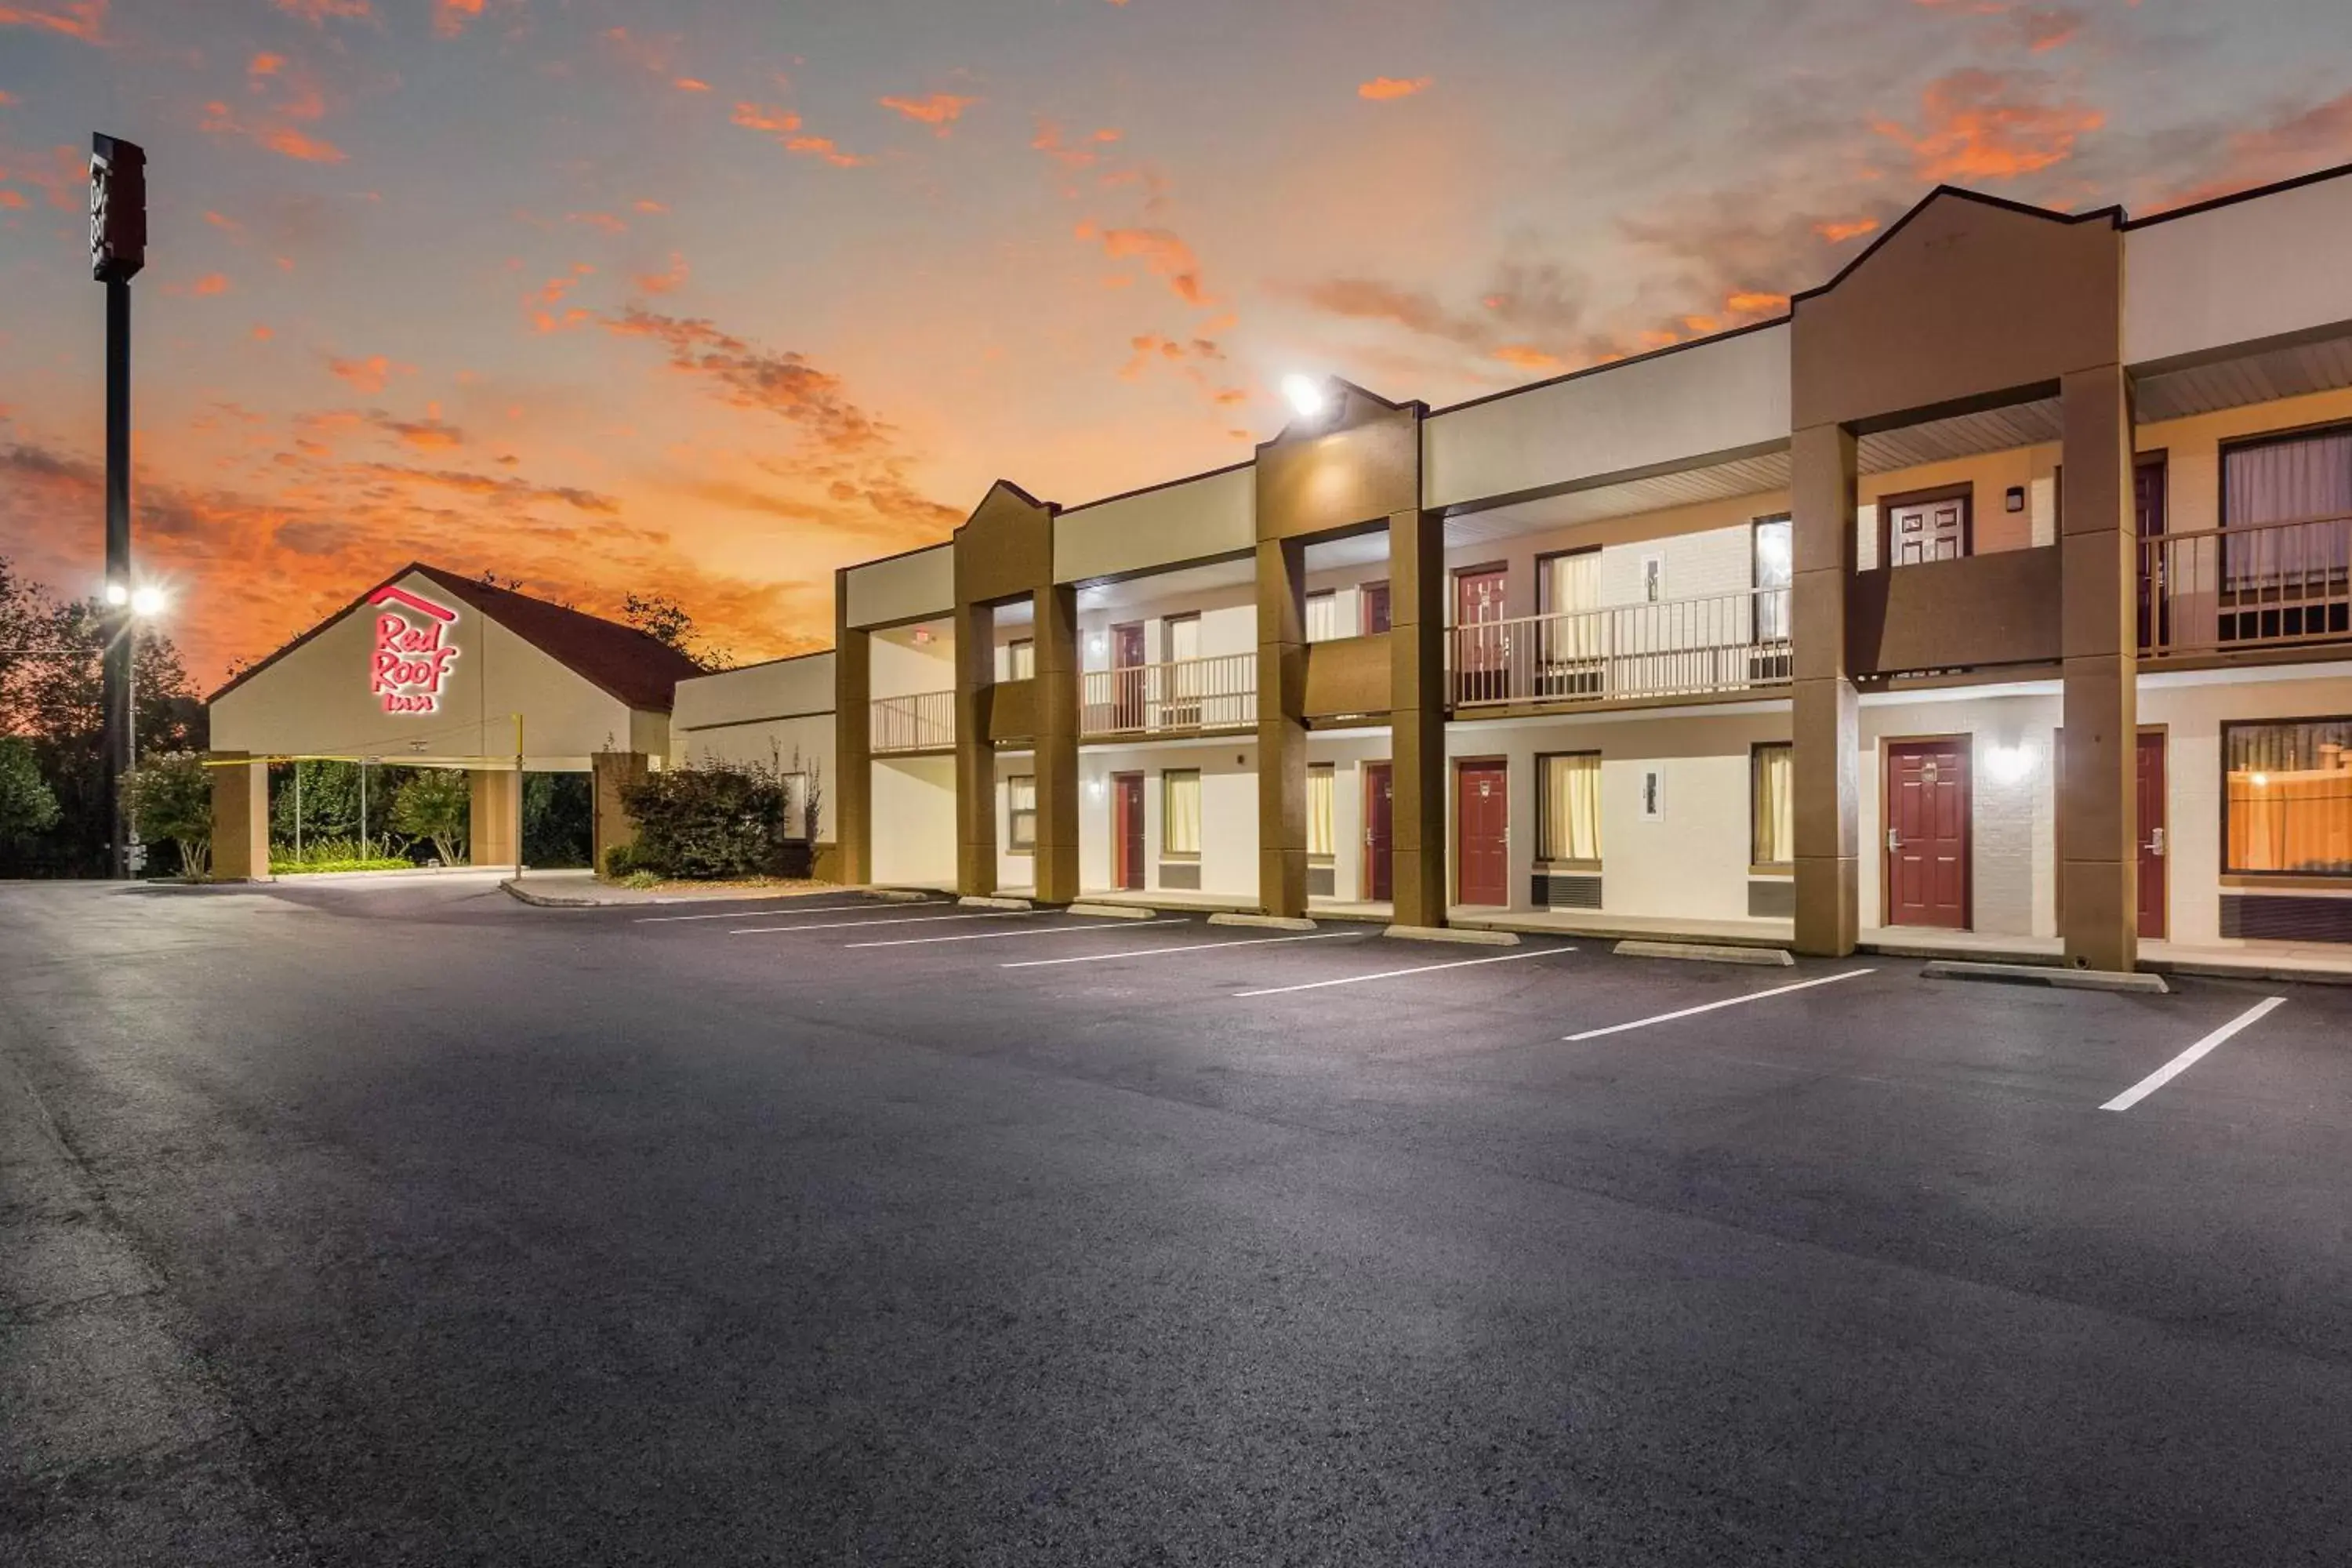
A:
[
  {"left": 619, "top": 760, "right": 797, "bottom": 880},
  {"left": 602, "top": 841, "right": 638, "bottom": 880},
  {"left": 123, "top": 750, "right": 213, "bottom": 879},
  {"left": 0, "top": 736, "right": 61, "bottom": 843},
  {"left": 621, "top": 869, "right": 662, "bottom": 890},
  {"left": 389, "top": 770, "right": 469, "bottom": 866},
  {"left": 269, "top": 835, "right": 414, "bottom": 874}
]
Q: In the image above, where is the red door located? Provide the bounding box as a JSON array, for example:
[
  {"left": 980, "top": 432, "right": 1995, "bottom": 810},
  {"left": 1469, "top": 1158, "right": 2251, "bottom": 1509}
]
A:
[
  {"left": 2137, "top": 731, "right": 2167, "bottom": 939},
  {"left": 1456, "top": 760, "right": 1508, "bottom": 907},
  {"left": 1884, "top": 740, "right": 1969, "bottom": 928},
  {"left": 1454, "top": 567, "right": 1508, "bottom": 702},
  {"left": 1360, "top": 581, "right": 1392, "bottom": 637},
  {"left": 1363, "top": 763, "right": 1394, "bottom": 902},
  {"left": 1111, "top": 622, "right": 1146, "bottom": 729},
  {"left": 1112, "top": 772, "right": 1145, "bottom": 891}
]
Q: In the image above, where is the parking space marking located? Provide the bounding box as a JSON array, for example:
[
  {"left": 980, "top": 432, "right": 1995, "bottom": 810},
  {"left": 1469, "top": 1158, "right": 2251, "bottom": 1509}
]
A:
[
  {"left": 2101, "top": 995, "right": 2287, "bottom": 1112},
  {"left": 844, "top": 918, "right": 1192, "bottom": 949},
  {"left": 1001, "top": 930, "right": 1370, "bottom": 968},
  {"left": 637, "top": 902, "right": 928, "bottom": 924},
  {"left": 1232, "top": 946, "right": 1569, "bottom": 998},
  {"left": 730, "top": 911, "right": 1036, "bottom": 936},
  {"left": 1563, "top": 967, "right": 1874, "bottom": 1041}
]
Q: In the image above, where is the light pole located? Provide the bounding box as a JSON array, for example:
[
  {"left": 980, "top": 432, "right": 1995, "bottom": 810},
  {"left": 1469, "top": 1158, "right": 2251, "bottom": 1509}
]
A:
[{"left": 91, "top": 132, "right": 147, "bottom": 880}]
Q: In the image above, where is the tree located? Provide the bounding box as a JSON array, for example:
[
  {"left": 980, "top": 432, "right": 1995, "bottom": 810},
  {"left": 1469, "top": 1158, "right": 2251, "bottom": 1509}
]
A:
[
  {"left": 389, "top": 769, "right": 470, "bottom": 865},
  {"left": 622, "top": 591, "right": 731, "bottom": 672},
  {"left": 0, "top": 736, "right": 60, "bottom": 840},
  {"left": 122, "top": 750, "right": 213, "bottom": 880}
]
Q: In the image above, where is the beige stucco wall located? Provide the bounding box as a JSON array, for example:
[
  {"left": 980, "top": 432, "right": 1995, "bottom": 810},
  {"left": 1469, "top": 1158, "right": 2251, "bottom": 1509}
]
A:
[
  {"left": 208, "top": 568, "right": 650, "bottom": 769},
  {"left": 869, "top": 621, "right": 955, "bottom": 701},
  {"left": 844, "top": 544, "right": 953, "bottom": 630},
  {"left": 2125, "top": 172, "right": 2352, "bottom": 368},
  {"left": 1054, "top": 466, "right": 1255, "bottom": 585},
  {"left": 670, "top": 652, "right": 837, "bottom": 841},
  {"left": 1073, "top": 736, "right": 1261, "bottom": 898},
  {"left": 870, "top": 753, "right": 956, "bottom": 886}
]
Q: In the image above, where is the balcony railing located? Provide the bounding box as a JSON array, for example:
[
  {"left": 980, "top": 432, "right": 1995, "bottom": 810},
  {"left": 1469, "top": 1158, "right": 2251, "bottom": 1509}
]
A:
[
  {"left": 2140, "top": 514, "right": 2352, "bottom": 657},
  {"left": 1448, "top": 589, "right": 1791, "bottom": 710},
  {"left": 869, "top": 689, "right": 954, "bottom": 753},
  {"left": 1080, "top": 652, "right": 1257, "bottom": 737}
]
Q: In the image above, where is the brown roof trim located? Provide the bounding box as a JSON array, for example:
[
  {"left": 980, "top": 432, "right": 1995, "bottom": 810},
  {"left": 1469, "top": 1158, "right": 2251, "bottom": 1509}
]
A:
[
  {"left": 1790, "top": 185, "right": 2122, "bottom": 307},
  {"left": 2122, "top": 157, "right": 2352, "bottom": 229},
  {"left": 1059, "top": 458, "right": 1257, "bottom": 517},
  {"left": 1428, "top": 316, "right": 1789, "bottom": 419}
]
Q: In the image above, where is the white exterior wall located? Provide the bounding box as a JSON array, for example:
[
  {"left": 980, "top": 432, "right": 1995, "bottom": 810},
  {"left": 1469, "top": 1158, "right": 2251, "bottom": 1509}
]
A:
[
  {"left": 2125, "top": 172, "right": 2352, "bottom": 368},
  {"left": 1074, "top": 737, "right": 1259, "bottom": 898},
  {"left": 208, "top": 568, "right": 647, "bottom": 769},
  {"left": 1304, "top": 731, "right": 1396, "bottom": 903},
  {"left": 1076, "top": 586, "right": 1258, "bottom": 670},
  {"left": 870, "top": 754, "right": 956, "bottom": 887},
  {"left": 1443, "top": 706, "right": 1791, "bottom": 920},
  {"left": 1054, "top": 466, "right": 1255, "bottom": 585},
  {"left": 670, "top": 654, "right": 837, "bottom": 842},
  {"left": 843, "top": 544, "right": 953, "bottom": 630},
  {"left": 869, "top": 622, "right": 955, "bottom": 702},
  {"left": 1442, "top": 495, "right": 1785, "bottom": 622}
]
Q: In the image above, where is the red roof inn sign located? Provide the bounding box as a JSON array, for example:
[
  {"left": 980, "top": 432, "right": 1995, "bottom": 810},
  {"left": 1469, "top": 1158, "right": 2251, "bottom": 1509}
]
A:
[{"left": 368, "top": 585, "right": 462, "bottom": 713}]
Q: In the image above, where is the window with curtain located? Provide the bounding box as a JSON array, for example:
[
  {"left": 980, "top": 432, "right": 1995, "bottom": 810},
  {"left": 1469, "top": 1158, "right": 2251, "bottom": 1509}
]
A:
[
  {"left": 1751, "top": 743, "right": 1794, "bottom": 866},
  {"left": 2223, "top": 719, "right": 2352, "bottom": 875},
  {"left": 1307, "top": 764, "right": 1336, "bottom": 859},
  {"left": 1541, "top": 550, "right": 1603, "bottom": 662},
  {"left": 1752, "top": 518, "right": 1792, "bottom": 641},
  {"left": 1538, "top": 753, "right": 1602, "bottom": 865},
  {"left": 1007, "top": 775, "right": 1036, "bottom": 851},
  {"left": 1164, "top": 615, "right": 1200, "bottom": 663},
  {"left": 2222, "top": 429, "right": 2352, "bottom": 589},
  {"left": 1305, "top": 590, "right": 1340, "bottom": 643},
  {"left": 1162, "top": 769, "right": 1203, "bottom": 858},
  {"left": 1003, "top": 639, "right": 1036, "bottom": 681}
]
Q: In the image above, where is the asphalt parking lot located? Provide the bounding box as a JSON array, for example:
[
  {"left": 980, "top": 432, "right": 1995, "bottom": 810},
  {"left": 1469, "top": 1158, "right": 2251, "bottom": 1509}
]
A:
[{"left": 5, "top": 874, "right": 2350, "bottom": 1566}]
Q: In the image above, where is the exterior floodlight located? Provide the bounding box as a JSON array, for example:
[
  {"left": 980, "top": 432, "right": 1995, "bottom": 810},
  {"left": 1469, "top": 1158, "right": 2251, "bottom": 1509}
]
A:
[
  {"left": 129, "top": 585, "right": 167, "bottom": 618},
  {"left": 104, "top": 582, "right": 129, "bottom": 607},
  {"left": 1282, "top": 373, "right": 1329, "bottom": 421}
]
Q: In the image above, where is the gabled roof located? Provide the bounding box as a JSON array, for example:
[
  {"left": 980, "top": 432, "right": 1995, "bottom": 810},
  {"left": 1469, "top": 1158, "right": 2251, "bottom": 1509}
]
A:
[
  {"left": 209, "top": 561, "right": 707, "bottom": 712},
  {"left": 1790, "top": 184, "right": 2123, "bottom": 307}
]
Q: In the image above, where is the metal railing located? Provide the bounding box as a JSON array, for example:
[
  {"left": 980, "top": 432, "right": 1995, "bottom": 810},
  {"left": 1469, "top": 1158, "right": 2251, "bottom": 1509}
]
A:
[
  {"left": 1447, "top": 589, "right": 1791, "bottom": 709},
  {"left": 2139, "top": 514, "right": 2352, "bottom": 656},
  {"left": 1080, "top": 652, "right": 1257, "bottom": 737},
  {"left": 869, "top": 689, "right": 954, "bottom": 753}
]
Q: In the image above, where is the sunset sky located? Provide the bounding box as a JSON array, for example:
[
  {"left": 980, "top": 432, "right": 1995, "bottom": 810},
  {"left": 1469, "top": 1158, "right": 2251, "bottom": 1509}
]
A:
[{"left": 4, "top": 0, "right": 2350, "bottom": 686}]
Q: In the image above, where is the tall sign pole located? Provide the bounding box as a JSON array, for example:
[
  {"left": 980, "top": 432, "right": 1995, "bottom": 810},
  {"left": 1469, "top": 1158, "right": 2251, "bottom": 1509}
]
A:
[{"left": 91, "top": 134, "right": 146, "bottom": 879}]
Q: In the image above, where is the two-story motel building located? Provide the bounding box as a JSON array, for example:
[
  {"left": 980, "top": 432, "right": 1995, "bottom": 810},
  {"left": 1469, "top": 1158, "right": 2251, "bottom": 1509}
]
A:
[{"left": 209, "top": 167, "right": 2352, "bottom": 972}]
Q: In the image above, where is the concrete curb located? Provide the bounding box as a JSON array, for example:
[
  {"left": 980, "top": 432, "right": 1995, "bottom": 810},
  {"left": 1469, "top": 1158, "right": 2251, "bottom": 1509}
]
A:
[
  {"left": 868, "top": 887, "right": 937, "bottom": 903},
  {"left": 960, "top": 895, "right": 1034, "bottom": 910},
  {"left": 1385, "top": 924, "right": 1519, "bottom": 946},
  {"left": 500, "top": 880, "right": 598, "bottom": 909},
  {"left": 1922, "top": 959, "right": 2170, "bottom": 995},
  {"left": 1616, "top": 939, "right": 1794, "bottom": 967},
  {"left": 1208, "top": 912, "right": 1316, "bottom": 931},
  {"left": 1067, "top": 902, "right": 1160, "bottom": 920}
]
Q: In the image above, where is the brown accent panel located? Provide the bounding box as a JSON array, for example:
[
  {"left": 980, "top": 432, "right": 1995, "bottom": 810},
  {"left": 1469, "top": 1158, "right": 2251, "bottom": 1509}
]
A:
[
  {"left": 1032, "top": 583, "right": 1081, "bottom": 905},
  {"left": 1388, "top": 507, "right": 1447, "bottom": 928},
  {"left": 833, "top": 590, "right": 872, "bottom": 887},
  {"left": 953, "top": 480, "right": 1058, "bottom": 608},
  {"left": 1791, "top": 422, "right": 1860, "bottom": 956},
  {"left": 2060, "top": 361, "right": 2137, "bottom": 973},
  {"left": 1791, "top": 191, "right": 2122, "bottom": 434},
  {"left": 469, "top": 769, "right": 518, "bottom": 870},
  {"left": 1846, "top": 546, "right": 2062, "bottom": 674},
  {"left": 987, "top": 677, "right": 1036, "bottom": 744},
  {"left": 1257, "top": 536, "right": 1308, "bottom": 916},
  {"left": 812, "top": 840, "right": 843, "bottom": 884},
  {"left": 1301, "top": 633, "right": 1392, "bottom": 719},
  {"left": 1255, "top": 382, "right": 1422, "bottom": 543},
  {"left": 591, "top": 750, "right": 650, "bottom": 876},
  {"left": 953, "top": 600, "right": 997, "bottom": 898},
  {"left": 208, "top": 752, "right": 271, "bottom": 882}
]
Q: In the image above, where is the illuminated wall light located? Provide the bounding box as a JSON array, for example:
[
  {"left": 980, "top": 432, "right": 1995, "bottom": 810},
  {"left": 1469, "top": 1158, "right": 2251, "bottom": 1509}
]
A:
[{"left": 1984, "top": 743, "right": 2038, "bottom": 786}]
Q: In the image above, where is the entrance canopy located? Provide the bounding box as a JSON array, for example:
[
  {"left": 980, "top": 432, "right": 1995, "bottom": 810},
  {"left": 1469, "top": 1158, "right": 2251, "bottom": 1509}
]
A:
[{"left": 208, "top": 564, "right": 702, "bottom": 770}]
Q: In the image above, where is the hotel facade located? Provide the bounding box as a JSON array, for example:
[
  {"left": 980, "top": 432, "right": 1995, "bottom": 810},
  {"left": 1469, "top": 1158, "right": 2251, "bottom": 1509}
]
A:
[{"left": 209, "top": 168, "right": 2352, "bottom": 971}]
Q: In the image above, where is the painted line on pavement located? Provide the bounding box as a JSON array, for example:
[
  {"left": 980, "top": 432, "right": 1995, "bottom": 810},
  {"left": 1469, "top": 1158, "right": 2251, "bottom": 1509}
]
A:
[
  {"left": 731, "top": 911, "right": 1036, "bottom": 936},
  {"left": 846, "top": 918, "right": 1193, "bottom": 949},
  {"left": 1563, "top": 967, "right": 1874, "bottom": 1041},
  {"left": 1233, "top": 946, "right": 1569, "bottom": 998},
  {"left": 1003, "top": 930, "right": 1370, "bottom": 969},
  {"left": 2101, "top": 995, "right": 2287, "bottom": 1112},
  {"left": 637, "top": 902, "right": 925, "bottom": 924}
]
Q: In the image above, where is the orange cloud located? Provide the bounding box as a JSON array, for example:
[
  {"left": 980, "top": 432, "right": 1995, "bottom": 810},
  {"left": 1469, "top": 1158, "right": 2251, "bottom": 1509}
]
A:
[
  {"left": 1872, "top": 69, "right": 2103, "bottom": 182},
  {"left": 1358, "top": 76, "right": 1430, "bottom": 101},
  {"left": 273, "top": 0, "right": 371, "bottom": 19},
  {"left": 2149, "top": 90, "right": 2352, "bottom": 213},
  {"left": 249, "top": 51, "right": 285, "bottom": 78},
  {"left": 325, "top": 354, "right": 408, "bottom": 394},
  {"left": 527, "top": 264, "right": 597, "bottom": 332},
  {"left": 673, "top": 77, "right": 710, "bottom": 93},
  {"left": 0, "top": 2, "right": 107, "bottom": 43},
  {"left": 1032, "top": 118, "right": 1120, "bottom": 170},
  {"left": 1814, "top": 216, "right": 1880, "bottom": 243},
  {"left": 1490, "top": 345, "right": 1565, "bottom": 372},
  {"left": 879, "top": 93, "right": 978, "bottom": 135},
  {"left": 200, "top": 100, "right": 348, "bottom": 164},
  {"left": 731, "top": 101, "right": 868, "bottom": 165},
  {"left": 633, "top": 252, "right": 688, "bottom": 296},
  {"left": 0, "top": 189, "right": 27, "bottom": 209},
  {"left": 1723, "top": 290, "right": 1788, "bottom": 314},
  {"left": 633, "top": 198, "right": 667, "bottom": 213},
  {"left": 432, "top": 0, "right": 484, "bottom": 38},
  {"left": 731, "top": 102, "right": 800, "bottom": 135},
  {"left": 375, "top": 409, "right": 464, "bottom": 452},
  {"left": 1074, "top": 220, "right": 1210, "bottom": 307},
  {"left": 191, "top": 273, "right": 231, "bottom": 297},
  {"left": 251, "top": 324, "right": 274, "bottom": 341},
  {"left": 568, "top": 210, "right": 626, "bottom": 234},
  {"left": 0, "top": 89, "right": 14, "bottom": 106},
  {"left": 2020, "top": 7, "right": 2084, "bottom": 52}
]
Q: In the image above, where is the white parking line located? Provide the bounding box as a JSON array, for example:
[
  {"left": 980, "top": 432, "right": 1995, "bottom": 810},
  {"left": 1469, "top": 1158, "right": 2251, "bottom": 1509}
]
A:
[
  {"left": 1563, "top": 967, "right": 1874, "bottom": 1041},
  {"left": 730, "top": 911, "right": 1035, "bottom": 935},
  {"left": 1232, "top": 946, "right": 1569, "bottom": 998},
  {"left": 637, "top": 902, "right": 929, "bottom": 924},
  {"left": 1002, "top": 930, "right": 1370, "bottom": 968},
  {"left": 845, "top": 918, "right": 1193, "bottom": 949},
  {"left": 2100, "top": 995, "right": 2287, "bottom": 1112}
]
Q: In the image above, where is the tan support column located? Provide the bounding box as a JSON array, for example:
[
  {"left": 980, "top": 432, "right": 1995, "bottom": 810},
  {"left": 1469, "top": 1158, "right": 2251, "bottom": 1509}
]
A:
[
  {"left": 1257, "top": 535, "right": 1308, "bottom": 917},
  {"left": 1388, "top": 507, "right": 1447, "bottom": 926},
  {"left": 2060, "top": 361, "right": 2139, "bottom": 971},
  {"left": 592, "top": 751, "right": 649, "bottom": 876},
  {"left": 834, "top": 596, "right": 872, "bottom": 886},
  {"left": 953, "top": 600, "right": 997, "bottom": 898},
  {"left": 469, "top": 769, "right": 518, "bottom": 869},
  {"left": 1791, "top": 422, "right": 1860, "bottom": 956},
  {"left": 208, "top": 751, "right": 270, "bottom": 882},
  {"left": 1033, "top": 583, "right": 1081, "bottom": 905}
]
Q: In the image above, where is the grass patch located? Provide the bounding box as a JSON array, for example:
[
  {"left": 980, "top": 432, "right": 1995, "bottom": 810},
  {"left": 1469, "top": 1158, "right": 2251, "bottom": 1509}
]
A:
[{"left": 270, "top": 858, "right": 415, "bottom": 875}]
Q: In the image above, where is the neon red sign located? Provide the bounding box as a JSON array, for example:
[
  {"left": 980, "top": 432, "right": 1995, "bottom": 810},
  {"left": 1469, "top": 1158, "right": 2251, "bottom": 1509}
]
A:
[{"left": 368, "top": 585, "right": 461, "bottom": 713}]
